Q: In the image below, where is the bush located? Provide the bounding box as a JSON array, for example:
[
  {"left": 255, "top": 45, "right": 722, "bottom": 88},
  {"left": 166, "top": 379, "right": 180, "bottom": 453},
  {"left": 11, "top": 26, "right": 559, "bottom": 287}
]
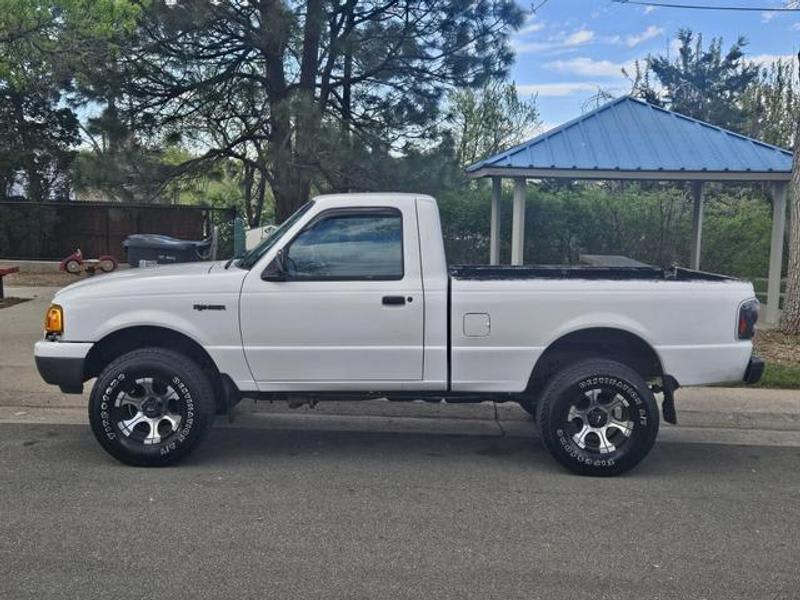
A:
[{"left": 436, "top": 180, "right": 777, "bottom": 279}]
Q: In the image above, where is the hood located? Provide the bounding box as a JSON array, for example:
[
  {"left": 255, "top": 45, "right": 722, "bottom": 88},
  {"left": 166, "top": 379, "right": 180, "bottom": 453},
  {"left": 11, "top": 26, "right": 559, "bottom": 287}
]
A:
[{"left": 55, "top": 260, "right": 247, "bottom": 300}]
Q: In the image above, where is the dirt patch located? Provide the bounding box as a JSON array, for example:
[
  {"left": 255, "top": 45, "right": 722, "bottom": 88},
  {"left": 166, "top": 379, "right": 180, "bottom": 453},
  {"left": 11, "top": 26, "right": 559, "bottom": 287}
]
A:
[
  {"left": 2, "top": 271, "right": 86, "bottom": 287},
  {"left": 754, "top": 329, "right": 800, "bottom": 368},
  {"left": 0, "top": 297, "right": 32, "bottom": 309}
]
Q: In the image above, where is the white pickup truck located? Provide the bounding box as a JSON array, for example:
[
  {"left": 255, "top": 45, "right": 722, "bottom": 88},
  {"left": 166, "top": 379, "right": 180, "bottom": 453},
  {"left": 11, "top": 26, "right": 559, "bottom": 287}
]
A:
[{"left": 35, "top": 193, "right": 762, "bottom": 475}]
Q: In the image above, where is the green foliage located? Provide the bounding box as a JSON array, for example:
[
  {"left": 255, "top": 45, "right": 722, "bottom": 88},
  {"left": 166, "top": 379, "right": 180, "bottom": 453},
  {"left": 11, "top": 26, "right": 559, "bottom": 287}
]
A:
[
  {"left": 0, "top": 0, "right": 142, "bottom": 200},
  {"left": 0, "top": 0, "right": 141, "bottom": 85},
  {"left": 748, "top": 363, "right": 800, "bottom": 390},
  {"left": 742, "top": 58, "right": 799, "bottom": 149},
  {"left": 434, "top": 180, "right": 777, "bottom": 280},
  {"left": 447, "top": 80, "right": 541, "bottom": 167},
  {"left": 121, "top": 0, "right": 524, "bottom": 219},
  {"left": 635, "top": 29, "right": 760, "bottom": 133},
  {"left": 0, "top": 85, "right": 79, "bottom": 200},
  {"left": 701, "top": 189, "right": 773, "bottom": 279}
]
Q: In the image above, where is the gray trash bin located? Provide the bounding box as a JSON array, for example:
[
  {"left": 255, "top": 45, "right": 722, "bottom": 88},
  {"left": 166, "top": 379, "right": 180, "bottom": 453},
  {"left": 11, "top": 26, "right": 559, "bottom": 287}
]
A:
[{"left": 123, "top": 234, "right": 212, "bottom": 267}]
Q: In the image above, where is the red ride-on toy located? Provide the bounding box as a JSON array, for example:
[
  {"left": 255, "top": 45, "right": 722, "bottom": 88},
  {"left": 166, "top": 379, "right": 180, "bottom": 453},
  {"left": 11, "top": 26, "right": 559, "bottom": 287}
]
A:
[{"left": 60, "top": 249, "right": 118, "bottom": 276}]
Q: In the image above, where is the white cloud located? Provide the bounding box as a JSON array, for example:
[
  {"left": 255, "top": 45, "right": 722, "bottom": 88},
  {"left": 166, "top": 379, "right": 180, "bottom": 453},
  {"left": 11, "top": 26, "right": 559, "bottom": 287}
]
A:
[
  {"left": 517, "top": 82, "right": 601, "bottom": 97},
  {"left": 517, "top": 15, "right": 545, "bottom": 35},
  {"left": 762, "top": 12, "right": 776, "bottom": 23},
  {"left": 644, "top": 5, "right": 656, "bottom": 14},
  {"left": 565, "top": 29, "right": 595, "bottom": 46},
  {"left": 748, "top": 53, "right": 795, "bottom": 68},
  {"left": 510, "top": 40, "right": 553, "bottom": 54},
  {"left": 625, "top": 25, "right": 664, "bottom": 48},
  {"left": 512, "top": 27, "right": 596, "bottom": 55},
  {"left": 545, "top": 57, "right": 628, "bottom": 78}
]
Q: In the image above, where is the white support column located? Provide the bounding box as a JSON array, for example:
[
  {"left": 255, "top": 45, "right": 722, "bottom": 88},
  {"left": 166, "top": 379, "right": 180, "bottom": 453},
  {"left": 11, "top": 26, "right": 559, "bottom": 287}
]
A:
[
  {"left": 511, "top": 177, "right": 526, "bottom": 266},
  {"left": 490, "top": 177, "right": 501, "bottom": 265},
  {"left": 690, "top": 181, "right": 705, "bottom": 270},
  {"left": 766, "top": 182, "right": 787, "bottom": 325}
]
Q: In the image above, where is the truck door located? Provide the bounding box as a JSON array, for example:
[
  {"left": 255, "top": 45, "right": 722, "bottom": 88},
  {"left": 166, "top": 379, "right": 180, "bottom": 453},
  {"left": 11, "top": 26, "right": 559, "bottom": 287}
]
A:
[{"left": 240, "top": 203, "right": 424, "bottom": 386}]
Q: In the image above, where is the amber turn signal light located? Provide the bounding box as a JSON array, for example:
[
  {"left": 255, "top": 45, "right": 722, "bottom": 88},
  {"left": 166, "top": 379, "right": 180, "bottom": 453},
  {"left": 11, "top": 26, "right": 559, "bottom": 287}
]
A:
[{"left": 45, "top": 304, "right": 64, "bottom": 335}]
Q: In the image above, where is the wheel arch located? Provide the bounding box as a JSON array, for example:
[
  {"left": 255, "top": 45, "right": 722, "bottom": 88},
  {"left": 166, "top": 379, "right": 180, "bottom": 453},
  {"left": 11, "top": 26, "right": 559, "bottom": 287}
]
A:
[
  {"left": 85, "top": 325, "right": 221, "bottom": 384},
  {"left": 526, "top": 327, "right": 665, "bottom": 395}
]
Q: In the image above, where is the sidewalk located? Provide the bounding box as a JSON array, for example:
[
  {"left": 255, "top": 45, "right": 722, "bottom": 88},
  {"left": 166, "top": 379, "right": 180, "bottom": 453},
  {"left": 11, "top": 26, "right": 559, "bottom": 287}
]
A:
[{"left": 2, "top": 284, "right": 799, "bottom": 444}]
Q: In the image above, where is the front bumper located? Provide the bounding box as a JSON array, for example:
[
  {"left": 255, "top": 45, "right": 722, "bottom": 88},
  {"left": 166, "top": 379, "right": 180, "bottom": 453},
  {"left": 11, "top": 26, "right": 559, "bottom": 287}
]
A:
[
  {"left": 33, "top": 341, "right": 93, "bottom": 394},
  {"left": 743, "top": 356, "right": 765, "bottom": 385}
]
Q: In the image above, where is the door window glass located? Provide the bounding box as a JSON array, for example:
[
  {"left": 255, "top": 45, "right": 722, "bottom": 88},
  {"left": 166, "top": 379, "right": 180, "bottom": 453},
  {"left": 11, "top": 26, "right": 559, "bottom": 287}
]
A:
[{"left": 286, "top": 211, "right": 403, "bottom": 279}]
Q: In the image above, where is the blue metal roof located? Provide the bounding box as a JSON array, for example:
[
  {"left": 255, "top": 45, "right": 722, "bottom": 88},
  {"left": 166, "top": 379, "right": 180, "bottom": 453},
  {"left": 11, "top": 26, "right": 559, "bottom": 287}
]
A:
[{"left": 466, "top": 96, "right": 792, "bottom": 180}]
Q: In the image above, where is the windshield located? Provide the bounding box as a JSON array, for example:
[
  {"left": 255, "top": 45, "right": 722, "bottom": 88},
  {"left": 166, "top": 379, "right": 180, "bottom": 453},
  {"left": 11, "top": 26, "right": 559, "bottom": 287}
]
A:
[{"left": 236, "top": 201, "right": 315, "bottom": 269}]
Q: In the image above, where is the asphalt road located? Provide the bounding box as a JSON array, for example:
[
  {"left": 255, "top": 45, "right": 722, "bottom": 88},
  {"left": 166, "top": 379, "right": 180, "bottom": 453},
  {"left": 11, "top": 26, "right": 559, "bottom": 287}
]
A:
[{"left": 2, "top": 422, "right": 799, "bottom": 600}]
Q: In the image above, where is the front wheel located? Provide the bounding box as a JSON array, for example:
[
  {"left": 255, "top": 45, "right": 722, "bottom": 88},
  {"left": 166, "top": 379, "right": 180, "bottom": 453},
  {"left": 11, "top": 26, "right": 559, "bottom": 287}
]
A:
[
  {"left": 64, "top": 259, "right": 82, "bottom": 274},
  {"left": 536, "top": 359, "right": 659, "bottom": 476},
  {"left": 89, "top": 348, "right": 216, "bottom": 466}
]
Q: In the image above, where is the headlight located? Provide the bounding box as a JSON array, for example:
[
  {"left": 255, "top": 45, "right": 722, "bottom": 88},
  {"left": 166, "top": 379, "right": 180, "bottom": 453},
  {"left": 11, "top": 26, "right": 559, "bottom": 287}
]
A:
[{"left": 45, "top": 304, "right": 64, "bottom": 336}]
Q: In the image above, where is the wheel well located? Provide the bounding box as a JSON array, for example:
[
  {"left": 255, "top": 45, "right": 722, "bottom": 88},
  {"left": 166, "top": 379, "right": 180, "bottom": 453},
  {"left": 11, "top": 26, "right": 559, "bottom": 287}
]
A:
[
  {"left": 85, "top": 326, "right": 220, "bottom": 384},
  {"left": 526, "top": 328, "right": 663, "bottom": 395}
]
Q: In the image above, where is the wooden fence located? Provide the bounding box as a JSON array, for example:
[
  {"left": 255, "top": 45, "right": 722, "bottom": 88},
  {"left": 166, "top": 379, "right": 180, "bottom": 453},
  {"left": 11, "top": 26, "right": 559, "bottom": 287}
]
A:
[{"left": 0, "top": 201, "right": 234, "bottom": 262}]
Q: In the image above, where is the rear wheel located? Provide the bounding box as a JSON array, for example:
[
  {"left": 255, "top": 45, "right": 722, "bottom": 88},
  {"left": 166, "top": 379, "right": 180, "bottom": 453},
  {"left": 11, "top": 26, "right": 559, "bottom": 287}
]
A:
[
  {"left": 89, "top": 348, "right": 216, "bottom": 466},
  {"left": 535, "top": 359, "right": 659, "bottom": 476},
  {"left": 98, "top": 256, "right": 117, "bottom": 272}
]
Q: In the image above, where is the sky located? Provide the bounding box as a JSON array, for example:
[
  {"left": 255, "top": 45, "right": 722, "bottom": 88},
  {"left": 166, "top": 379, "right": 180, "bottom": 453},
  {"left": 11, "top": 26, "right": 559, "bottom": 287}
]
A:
[{"left": 509, "top": 0, "right": 800, "bottom": 132}]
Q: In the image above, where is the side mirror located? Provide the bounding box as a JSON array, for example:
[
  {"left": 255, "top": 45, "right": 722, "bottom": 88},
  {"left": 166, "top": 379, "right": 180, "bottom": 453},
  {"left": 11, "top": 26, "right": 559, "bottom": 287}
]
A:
[{"left": 261, "top": 248, "right": 288, "bottom": 281}]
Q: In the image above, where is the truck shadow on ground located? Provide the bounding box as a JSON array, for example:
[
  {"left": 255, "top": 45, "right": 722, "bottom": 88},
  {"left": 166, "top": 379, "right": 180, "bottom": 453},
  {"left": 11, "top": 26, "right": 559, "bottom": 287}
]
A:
[
  {"left": 5, "top": 422, "right": 793, "bottom": 481},
  {"left": 186, "top": 425, "right": 787, "bottom": 481}
]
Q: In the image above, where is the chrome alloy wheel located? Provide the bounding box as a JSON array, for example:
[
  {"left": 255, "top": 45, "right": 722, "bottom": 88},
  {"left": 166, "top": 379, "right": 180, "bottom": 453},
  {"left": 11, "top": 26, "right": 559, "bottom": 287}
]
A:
[
  {"left": 565, "top": 388, "right": 635, "bottom": 455},
  {"left": 113, "top": 377, "right": 183, "bottom": 446}
]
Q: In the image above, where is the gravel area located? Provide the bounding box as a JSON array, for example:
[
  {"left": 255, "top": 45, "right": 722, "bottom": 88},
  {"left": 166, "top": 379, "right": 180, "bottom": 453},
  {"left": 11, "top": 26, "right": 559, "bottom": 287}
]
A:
[
  {"left": 1, "top": 271, "right": 84, "bottom": 287},
  {"left": 755, "top": 329, "right": 800, "bottom": 368}
]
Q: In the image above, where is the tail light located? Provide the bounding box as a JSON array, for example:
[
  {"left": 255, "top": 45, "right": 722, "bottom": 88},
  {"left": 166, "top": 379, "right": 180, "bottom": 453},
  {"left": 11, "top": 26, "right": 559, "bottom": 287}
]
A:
[{"left": 737, "top": 299, "right": 759, "bottom": 340}]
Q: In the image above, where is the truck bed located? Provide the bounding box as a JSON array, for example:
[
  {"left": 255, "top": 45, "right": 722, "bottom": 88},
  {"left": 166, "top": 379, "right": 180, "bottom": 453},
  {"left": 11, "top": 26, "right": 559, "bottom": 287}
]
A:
[{"left": 448, "top": 265, "right": 733, "bottom": 282}]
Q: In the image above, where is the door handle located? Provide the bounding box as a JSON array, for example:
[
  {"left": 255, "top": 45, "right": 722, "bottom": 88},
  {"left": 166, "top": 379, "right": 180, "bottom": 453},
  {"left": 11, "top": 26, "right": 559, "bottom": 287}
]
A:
[{"left": 382, "top": 295, "right": 406, "bottom": 306}]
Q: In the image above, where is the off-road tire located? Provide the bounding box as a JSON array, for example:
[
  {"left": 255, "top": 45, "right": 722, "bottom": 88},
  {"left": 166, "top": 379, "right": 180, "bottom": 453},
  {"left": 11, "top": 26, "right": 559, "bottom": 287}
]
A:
[
  {"left": 89, "top": 347, "right": 216, "bottom": 466},
  {"left": 536, "top": 359, "right": 659, "bottom": 476}
]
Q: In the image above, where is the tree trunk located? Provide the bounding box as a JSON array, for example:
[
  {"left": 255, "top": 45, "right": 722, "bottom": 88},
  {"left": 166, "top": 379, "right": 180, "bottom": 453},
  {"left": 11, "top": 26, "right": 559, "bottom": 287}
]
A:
[
  {"left": 272, "top": 171, "right": 312, "bottom": 223},
  {"left": 783, "top": 162, "right": 800, "bottom": 333},
  {"left": 253, "top": 166, "right": 267, "bottom": 227},
  {"left": 256, "top": 0, "right": 319, "bottom": 223},
  {"left": 780, "top": 55, "right": 800, "bottom": 334},
  {"left": 242, "top": 162, "right": 254, "bottom": 227}
]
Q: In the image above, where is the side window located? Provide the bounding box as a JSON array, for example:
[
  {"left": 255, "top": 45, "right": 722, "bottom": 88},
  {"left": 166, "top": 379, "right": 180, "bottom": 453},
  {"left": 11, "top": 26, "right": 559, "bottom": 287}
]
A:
[{"left": 286, "top": 210, "right": 403, "bottom": 280}]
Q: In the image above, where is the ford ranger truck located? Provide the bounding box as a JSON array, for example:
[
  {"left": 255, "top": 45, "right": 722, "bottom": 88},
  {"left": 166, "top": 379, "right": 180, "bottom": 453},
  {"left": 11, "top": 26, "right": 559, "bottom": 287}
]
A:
[{"left": 34, "top": 193, "right": 763, "bottom": 475}]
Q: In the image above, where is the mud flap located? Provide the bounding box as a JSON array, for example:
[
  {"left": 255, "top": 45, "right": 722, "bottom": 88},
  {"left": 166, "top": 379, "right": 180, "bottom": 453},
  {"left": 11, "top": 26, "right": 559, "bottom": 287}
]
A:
[
  {"left": 221, "top": 376, "right": 241, "bottom": 423},
  {"left": 661, "top": 376, "right": 678, "bottom": 425}
]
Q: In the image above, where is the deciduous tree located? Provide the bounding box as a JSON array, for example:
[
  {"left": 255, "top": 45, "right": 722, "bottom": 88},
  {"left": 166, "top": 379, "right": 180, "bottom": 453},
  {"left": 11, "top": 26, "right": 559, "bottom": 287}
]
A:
[{"left": 448, "top": 80, "right": 540, "bottom": 167}]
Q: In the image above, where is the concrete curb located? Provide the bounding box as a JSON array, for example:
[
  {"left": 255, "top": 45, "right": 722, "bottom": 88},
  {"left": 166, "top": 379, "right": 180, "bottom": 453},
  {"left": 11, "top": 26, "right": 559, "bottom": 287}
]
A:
[{"left": 4, "top": 402, "right": 800, "bottom": 448}]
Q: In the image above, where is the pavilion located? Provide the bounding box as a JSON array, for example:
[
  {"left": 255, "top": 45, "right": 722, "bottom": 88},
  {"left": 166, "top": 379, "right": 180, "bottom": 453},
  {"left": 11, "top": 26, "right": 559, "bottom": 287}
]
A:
[{"left": 465, "top": 96, "right": 792, "bottom": 324}]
